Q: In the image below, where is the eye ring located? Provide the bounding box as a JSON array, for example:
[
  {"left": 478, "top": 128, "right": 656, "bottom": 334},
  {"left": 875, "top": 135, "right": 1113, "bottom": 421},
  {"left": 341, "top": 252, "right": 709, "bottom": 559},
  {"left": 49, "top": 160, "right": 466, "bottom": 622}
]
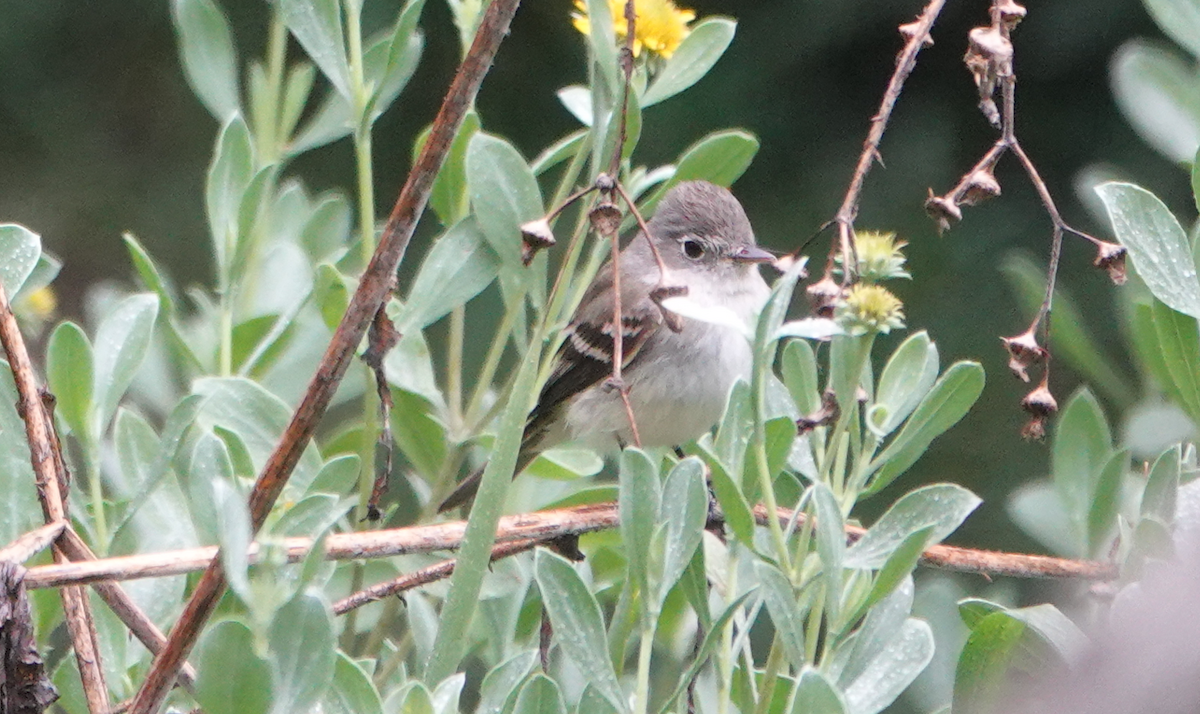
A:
[{"left": 682, "top": 238, "right": 705, "bottom": 260}]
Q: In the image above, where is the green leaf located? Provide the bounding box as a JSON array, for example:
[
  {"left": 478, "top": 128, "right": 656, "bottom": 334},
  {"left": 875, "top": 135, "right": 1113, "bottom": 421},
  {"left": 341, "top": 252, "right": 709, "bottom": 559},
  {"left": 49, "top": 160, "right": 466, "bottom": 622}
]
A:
[
  {"left": 1051, "top": 388, "right": 1113, "bottom": 537},
  {"left": 756, "top": 561, "right": 808, "bottom": 668},
  {"left": 269, "top": 592, "right": 335, "bottom": 714},
  {"left": 790, "top": 667, "right": 847, "bottom": 714},
  {"left": 951, "top": 611, "right": 1026, "bottom": 714},
  {"left": 172, "top": 0, "right": 240, "bottom": 120},
  {"left": 389, "top": 390, "right": 447, "bottom": 481},
  {"left": 46, "top": 321, "right": 94, "bottom": 440},
  {"left": 513, "top": 674, "right": 566, "bottom": 714},
  {"left": 278, "top": 0, "right": 351, "bottom": 99},
  {"left": 0, "top": 364, "right": 38, "bottom": 546},
  {"left": 477, "top": 650, "right": 538, "bottom": 714},
  {"left": 280, "top": 62, "right": 317, "bottom": 142},
  {"left": 653, "top": 458, "right": 707, "bottom": 608},
  {"left": 398, "top": 217, "right": 501, "bottom": 331},
  {"left": 869, "top": 331, "right": 939, "bottom": 437},
  {"left": 320, "top": 652, "right": 382, "bottom": 714},
  {"left": 641, "top": 130, "right": 759, "bottom": 215},
  {"left": 843, "top": 619, "right": 934, "bottom": 714},
  {"left": 122, "top": 232, "right": 177, "bottom": 316},
  {"left": 1142, "top": 444, "right": 1181, "bottom": 522},
  {"left": 845, "top": 484, "right": 981, "bottom": 568},
  {"left": 781, "top": 338, "right": 820, "bottom": 415},
  {"left": 581, "top": 0, "right": 620, "bottom": 98},
  {"left": 91, "top": 294, "right": 160, "bottom": 438},
  {"left": 194, "top": 620, "right": 273, "bottom": 714},
  {"left": 1151, "top": 300, "right": 1200, "bottom": 421},
  {"left": 1087, "top": 449, "right": 1126, "bottom": 557},
  {"left": 419, "top": 111, "right": 480, "bottom": 226},
  {"left": 524, "top": 447, "right": 604, "bottom": 481},
  {"left": 1111, "top": 40, "right": 1200, "bottom": 164},
  {"left": 1144, "top": 0, "right": 1200, "bottom": 60},
  {"left": 1096, "top": 182, "right": 1200, "bottom": 316},
  {"left": 532, "top": 129, "right": 587, "bottom": 176},
  {"left": 692, "top": 437, "right": 754, "bottom": 544},
  {"left": 859, "top": 526, "right": 935, "bottom": 616},
  {"left": 642, "top": 18, "right": 736, "bottom": 106},
  {"left": 619, "top": 448, "right": 660, "bottom": 603},
  {"left": 206, "top": 116, "right": 254, "bottom": 276},
  {"left": 467, "top": 133, "right": 544, "bottom": 267},
  {"left": 0, "top": 223, "right": 42, "bottom": 296},
  {"left": 654, "top": 590, "right": 756, "bottom": 714},
  {"left": 308, "top": 454, "right": 361, "bottom": 497},
  {"left": 300, "top": 192, "right": 354, "bottom": 260},
  {"left": 192, "top": 377, "right": 324, "bottom": 494},
  {"left": 812, "top": 482, "right": 845, "bottom": 626},
  {"left": 313, "top": 263, "right": 351, "bottom": 331},
  {"left": 534, "top": 550, "right": 628, "bottom": 714},
  {"left": 364, "top": 2, "right": 425, "bottom": 123},
  {"left": 211, "top": 475, "right": 252, "bottom": 598},
  {"left": 864, "top": 362, "right": 984, "bottom": 496},
  {"left": 389, "top": 683, "right": 435, "bottom": 714}
]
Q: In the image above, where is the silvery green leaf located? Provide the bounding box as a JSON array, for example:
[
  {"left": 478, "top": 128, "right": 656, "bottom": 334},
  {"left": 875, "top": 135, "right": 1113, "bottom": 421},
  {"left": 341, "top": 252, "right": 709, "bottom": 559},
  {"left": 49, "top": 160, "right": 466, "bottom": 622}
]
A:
[
  {"left": 0, "top": 223, "right": 41, "bottom": 297},
  {"left": 845, "top": 484, "right": 981, "bottom": 568},
  {"left": 398, "top": 217, "right": 501, "bottom": 332},
  {"left": 91, "top": 294, "right": 160, "bottom": 438},
  {"left": 277, "top": 0, "right": 351, "bottom": 99},
  {"left": 557, "top": 85, "right": 593, "bottom": 125},
  {"left": 774, "top": 317, "right": 841, "bottom": 341},
  {"left": 1111, "top": 40, "right": 1200, "bottom": 164},
  {"left": 1097, "top": 181, "right": 1200, "bottom": 316},
  {"left": 269, "top": 591, "right": 335, "bottom": 714},
  {"left": 660, "top": 294, "right": 753, "bottom": 339},
  {"left": 642, "top": 18, "right": 736, "bottom": 107},
  {"left": 172, "top": 0, "right": 240, "bottom": 121}
]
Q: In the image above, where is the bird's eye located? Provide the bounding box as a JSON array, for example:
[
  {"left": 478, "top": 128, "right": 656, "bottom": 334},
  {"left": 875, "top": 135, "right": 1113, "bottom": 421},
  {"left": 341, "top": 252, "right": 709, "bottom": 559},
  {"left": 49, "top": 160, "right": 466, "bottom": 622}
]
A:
[{"left": 682, "top": 239, "right": 705, "bottom": 259}]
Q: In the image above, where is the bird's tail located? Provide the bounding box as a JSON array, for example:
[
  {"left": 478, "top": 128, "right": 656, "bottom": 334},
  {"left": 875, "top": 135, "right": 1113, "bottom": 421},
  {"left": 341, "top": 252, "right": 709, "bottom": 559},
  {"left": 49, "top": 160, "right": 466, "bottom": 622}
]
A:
[{"left": 436, "top": 445, "right": 538, "bottom": 514}]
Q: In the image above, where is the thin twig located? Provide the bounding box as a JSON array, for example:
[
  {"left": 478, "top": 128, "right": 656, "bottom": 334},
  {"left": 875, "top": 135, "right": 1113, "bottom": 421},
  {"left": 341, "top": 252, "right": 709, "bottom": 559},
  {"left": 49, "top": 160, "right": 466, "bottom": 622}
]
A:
[
  {"left": 825, "top": 0, "right": 947, "bottom": 278},
  {"left": 0, "top": 279, "right": 110, "bottom": 714},
  {"left": 127, "top": 2, "right": 523, "bottom": 711},
  {"left": 0, "top": 520, "right": 65, "bottom": 564},
  {"left": 24, "top": 501, "right": 1117, "bottom": 593},
  {"left": 332, "top": 538, "right": 539, "bottom": 614}
]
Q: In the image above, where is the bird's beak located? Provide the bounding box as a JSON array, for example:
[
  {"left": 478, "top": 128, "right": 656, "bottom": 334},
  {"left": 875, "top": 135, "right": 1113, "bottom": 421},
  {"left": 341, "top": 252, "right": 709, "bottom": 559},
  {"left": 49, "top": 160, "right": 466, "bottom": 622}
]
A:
[{"left": 730, "top": 245, "right": 777, "bottom": 264}]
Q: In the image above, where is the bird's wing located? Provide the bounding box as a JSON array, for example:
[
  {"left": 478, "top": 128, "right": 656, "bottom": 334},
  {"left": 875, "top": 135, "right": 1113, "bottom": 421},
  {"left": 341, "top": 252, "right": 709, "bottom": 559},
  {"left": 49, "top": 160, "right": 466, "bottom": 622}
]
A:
[{"left": 523, "top": 269, "right": 663, "bottom": 451}]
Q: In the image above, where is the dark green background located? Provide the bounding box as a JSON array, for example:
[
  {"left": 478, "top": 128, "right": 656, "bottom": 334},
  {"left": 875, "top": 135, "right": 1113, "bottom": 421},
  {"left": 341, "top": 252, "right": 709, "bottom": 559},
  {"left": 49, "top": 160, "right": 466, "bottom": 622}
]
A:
[{"left": 0, "top": 0, "right": 1183, "bottom": 554}]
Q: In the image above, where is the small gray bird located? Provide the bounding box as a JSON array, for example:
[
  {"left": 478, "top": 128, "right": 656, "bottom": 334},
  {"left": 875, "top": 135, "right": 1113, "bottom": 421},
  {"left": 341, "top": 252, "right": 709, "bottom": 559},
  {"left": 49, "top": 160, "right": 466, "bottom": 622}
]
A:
[{"left": 439, "top": 180, "right": 773, "bottom": 512}]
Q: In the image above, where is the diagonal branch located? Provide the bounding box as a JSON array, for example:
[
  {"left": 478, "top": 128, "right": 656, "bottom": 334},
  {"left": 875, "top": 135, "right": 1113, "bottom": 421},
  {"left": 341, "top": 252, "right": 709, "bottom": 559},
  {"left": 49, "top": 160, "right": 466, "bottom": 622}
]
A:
[
  {"left": 0, "top": 280, "right": 109, "bottom": 714},
  {"left": 126, "top": 2, "right": 523, "bottom": 711}
]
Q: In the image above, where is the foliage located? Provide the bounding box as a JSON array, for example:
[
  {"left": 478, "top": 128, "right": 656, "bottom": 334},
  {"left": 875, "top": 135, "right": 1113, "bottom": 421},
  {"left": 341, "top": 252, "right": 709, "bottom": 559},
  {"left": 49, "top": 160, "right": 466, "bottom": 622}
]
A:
[{"left": 3, "top": 1, "right": 1197, "bottom": 713}]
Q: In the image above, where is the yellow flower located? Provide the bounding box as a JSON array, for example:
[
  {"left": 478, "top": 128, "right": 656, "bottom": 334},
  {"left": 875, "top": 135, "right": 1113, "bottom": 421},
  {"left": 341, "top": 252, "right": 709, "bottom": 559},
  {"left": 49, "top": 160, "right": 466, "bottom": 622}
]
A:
[
  {"left": 572, "top": 0, "right": 696, "bottom": 59},
  {"left": 17, "top": 286, "right": 57, "bottom": 321},
  {"left": 836, "top": 284, "right": 905, "bottom": 336},
  {"left": 841, "top": 231, "right": 910, "bottom": 283}
]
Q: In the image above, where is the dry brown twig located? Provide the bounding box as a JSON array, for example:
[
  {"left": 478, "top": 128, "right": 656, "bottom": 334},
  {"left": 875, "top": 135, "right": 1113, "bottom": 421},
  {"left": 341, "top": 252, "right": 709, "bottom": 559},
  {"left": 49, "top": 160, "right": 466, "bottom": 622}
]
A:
[
  {"left": 20, "top": 501, "right": 1116, "bottom": 604},
  {"left": 125, "top": 1, "right": 523, "bottom": 711},
  {"left": 0, "top": 279, "right": 109, "bottom": 714},
  {"left": 923, "top": 0, "right": 1128, "bottom": 437}
]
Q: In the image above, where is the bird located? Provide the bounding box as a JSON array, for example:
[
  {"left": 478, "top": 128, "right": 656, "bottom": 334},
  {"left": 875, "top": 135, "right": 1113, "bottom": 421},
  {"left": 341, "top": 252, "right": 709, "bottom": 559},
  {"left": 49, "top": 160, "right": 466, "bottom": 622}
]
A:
[{"left": 438, "top": 180, "right": 773, "bottom": 513}]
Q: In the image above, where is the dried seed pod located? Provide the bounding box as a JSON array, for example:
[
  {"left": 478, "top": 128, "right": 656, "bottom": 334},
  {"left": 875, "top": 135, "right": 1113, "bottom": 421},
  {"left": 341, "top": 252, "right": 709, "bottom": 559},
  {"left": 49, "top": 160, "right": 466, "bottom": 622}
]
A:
[
  {"left": 1020, "top": 377, "right": 1058, "bottom": 441},
  {"left": 1093, "top": 241, "right": 1128, "bottom": 286},
  {"left": 520, "top": 218, "right": 556, "bottom": 266},
  {"left": 965, "top": 25, "right": 1012, "bottom": 127},
  {"left": 997, "top": 0, "right": 1027, "bottom": 30},
  {"left": 1001, "top": 328, "right": 1046, "bottom": 383},
  {"left": 797, "top": 390, "right": 840, "bottom": 434},
  {"left": 806, "top": 275, "right": 844, "bottom": 318},
  {"left": 589, "top": 199, "right": 623, "bottom": 238},
  {"left": 961, "top": 168, "right": 1002, "bottom": 206},
  {"left": 924, "top": 191, "right": 962, "bottom": 233}
]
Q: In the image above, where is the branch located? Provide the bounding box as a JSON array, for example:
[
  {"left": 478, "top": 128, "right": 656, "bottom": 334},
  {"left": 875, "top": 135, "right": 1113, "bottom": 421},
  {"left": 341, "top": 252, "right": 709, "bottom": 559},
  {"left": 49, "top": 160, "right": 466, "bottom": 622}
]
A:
[
  {"left": 22, "top": 501, "right": 1117, "bottom": 595},
  {"left": 128, "top": 3, "right": 523, "bottom": 709},
  {"left": 0, "top": 520, "right": 64, "bottom": 564},
  {"left": 0, "top": 280, "right": 109, "bottom": 714},
  {"left": 822, "top": 0, "right": 947, "bottom": 283}
]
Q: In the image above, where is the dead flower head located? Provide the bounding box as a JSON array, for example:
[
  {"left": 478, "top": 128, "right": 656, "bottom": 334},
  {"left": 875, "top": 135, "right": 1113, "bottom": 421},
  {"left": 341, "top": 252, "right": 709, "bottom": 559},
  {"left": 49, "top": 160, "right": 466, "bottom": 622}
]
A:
[
  {"left": 1001, "top": 328, "right": 1046, "bottom": 383},
  {"left": 520, "top": 218, "right": 556, "bottom": 266},
  {"left": 806, "top": 275, "right": 844, "bottom": 318},
  {"left": 924, "top": 191, "right": 962, "bottom": 234},
  {"left": 589, "top": 199, "right": 623, "bottom": 237},
  {"left": 1020, "top": 377, "right": 1057, "bottom": 441},
  {"left": 1093, "top": 241, "right": 1128, "bottom": 285},
  {"left": 961, "top": 167, "right": 1002, "bottom": 206}
]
